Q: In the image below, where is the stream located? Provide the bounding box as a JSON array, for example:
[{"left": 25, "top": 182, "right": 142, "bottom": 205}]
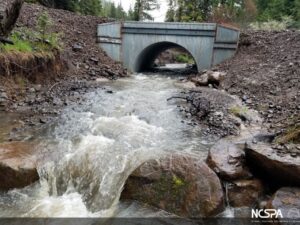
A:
[{"left": 0, "top": 73, "right": 216, "bottom": 218}]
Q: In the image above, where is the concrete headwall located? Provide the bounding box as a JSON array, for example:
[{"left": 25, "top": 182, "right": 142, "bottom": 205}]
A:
[{"left": 98, "top": 22, "right": 239, "bottom": 73}]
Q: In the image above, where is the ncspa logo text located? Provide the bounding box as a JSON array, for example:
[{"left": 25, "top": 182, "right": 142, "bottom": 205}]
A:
[{"left": 251, "top": 209, "right": 283, "bottom": 219}]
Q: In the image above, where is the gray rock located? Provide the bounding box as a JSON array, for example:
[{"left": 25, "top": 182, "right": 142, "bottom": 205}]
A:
[
  {"left": 253, "top": 133, "right": 275, "bottom": 143},
  {"left": 242, "top": 95, "right": 248, "bottom": 102},
  {"left": 207, "top": 139, "right": 252, "bottom": 181},
  {"left": 0, "top": 92, "right": 8, "bottom": 99},
  {"left": 267, "top": 187, "right": 300, "bottom": 220},
  {"left": 72, "top": 44, "right": 83, "bottom": 52},
  {"left": 28, "top": 88, "right": 35, "bottom": 93},
  {"left": 89, "top": 57, "right": 99, "bottom": 64},
  {"left": 34, "top": 84, "right": 42, "bottom": 92}
]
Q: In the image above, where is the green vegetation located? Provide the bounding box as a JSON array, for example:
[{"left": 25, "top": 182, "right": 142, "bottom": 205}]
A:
[
  {"left": 276, "top": 122, "right": 300, "bottom": 144},
  {"left": 2, "top": 33, "right": 33, "bottom": 52},
  {"left": 165, "top": 0, "right": 258, "bottom": 24},
  {"left": 25, "top": 0, "right": 134, "bottom": 20},
  {"left": 229, "top": 106, "right": 248, "bottom": 115},
  {"left": 24, "top": 0, "right": 299, "bottom": 27},
  {"left": 0, "top": 12, "right": 62, "bottom": 53},
  {"left": 101, "top": 0, "right": 129, "bottom": 19},
  {"left": 25, "top": 0, "right": 102, "bottom": 16},
  {"left": 250, "top": 16, "right": 295, "bottom": 30},
  {"left": 165, "top": 0, "right": 299, "bottom": 29},
  {"left": 24, "top": 0, "right": 161, "bottom": 21},
  {"left": 172, "top": 175, "right": 185, "bottom": 188},
  {"left": 256, "top": 0, "right": 300, "bottom": 22},
  {"left": 132, "top": 0, "right": 159, "bottom": 21},
  {"left": 131, "top": 173, "right": 189, "bottom": 215},
  {"left": 175, "top": 53, "right": 194, "bottom": 64},
  {"left": 275, "top": 116, "right": 300, "bottom": 144}
]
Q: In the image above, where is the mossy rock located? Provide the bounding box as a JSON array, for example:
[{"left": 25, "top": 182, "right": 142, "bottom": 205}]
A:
[{"left": 121, "top": 153, "right": 225, "bottom": 218}]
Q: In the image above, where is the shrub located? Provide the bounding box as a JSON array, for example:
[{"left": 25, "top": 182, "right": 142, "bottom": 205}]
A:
[
  {"left": 276, "top": 125, "right": 300, "bottom": 144},
  {"left": 37, "top": 12, "right": 53, "bottom": 42},
  {"left": 249, "top": 16, "right": 295, "bottom": 31},
  {"left": 276, "top": 117, "right": 300, "bottom": 144}
]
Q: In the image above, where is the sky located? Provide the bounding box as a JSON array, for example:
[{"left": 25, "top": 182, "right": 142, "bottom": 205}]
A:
[{"left": 111, "top": 0, "right": 168, "bottom": 22}]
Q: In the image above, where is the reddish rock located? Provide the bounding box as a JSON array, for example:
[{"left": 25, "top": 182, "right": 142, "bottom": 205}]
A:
[
  {"left": 207, "top": 140, "right": 252, "bottom": 181},
  {"left": 245, "top": 143, "right": 300, "bottom": 186},
  {"left": 0, "top": 142, "right": 39, "bottom": 191},
  {"left": 122, "top": 153, "right": 225, "bottom": 218},
  {"left": 267, "top": 187, "right": 300, "bottom": 220},
  {"left": 227, "top": 179, "right": 265, "bottom": 207}
]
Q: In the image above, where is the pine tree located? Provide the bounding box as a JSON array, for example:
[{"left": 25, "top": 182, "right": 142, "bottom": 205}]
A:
[
  {"left": 110, "top": 2, "right": 117, "bottom": 18},
  {"left": 116, "top": 2, "right": 126, "bottom": 19},
  {"left": 256, "top": 0, "right": 299, "bottom": 21},
  {"left": 77, "top": 0, "right": 102, "bottom": 16},
  {"left": 133, "top": 0, "right": 160, "bottom": 21},
  {"left": 165, "top": 0, "right": 177, "bottom": 22},
  {"left": 166, "top": 0, "right": 255, "bottom": 23},
  {"left": 127, "top": 5, "right": 135, "bottom": 20}
]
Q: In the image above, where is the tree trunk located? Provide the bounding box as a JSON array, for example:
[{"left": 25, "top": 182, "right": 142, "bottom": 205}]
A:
[{"left": 0, "top": 0, "right": 24, "bottom": 37}]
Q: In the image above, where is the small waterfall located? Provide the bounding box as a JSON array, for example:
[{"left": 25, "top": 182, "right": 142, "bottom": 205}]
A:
[{"left": 221, "top": 182, "right": 235, "bottom": 218}]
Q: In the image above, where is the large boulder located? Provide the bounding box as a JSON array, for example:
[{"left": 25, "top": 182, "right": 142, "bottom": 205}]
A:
[
  {"left": 121, "top": 153, "right": 225, "bottom": 218},
  {"left": 245, "top": 143, "right": 300, "bottom": 186},
  {"left": 207, "top": 140, "right": 252, "bottom": 181},
  {"left": 267, "top": 187, "right": 300, "bottom": 220},
  {"left": 0, "top": 0, "right": 24, "bottom": 37},
  {"left": 0, "top": 141, "right": 39, "bottom": 191}
]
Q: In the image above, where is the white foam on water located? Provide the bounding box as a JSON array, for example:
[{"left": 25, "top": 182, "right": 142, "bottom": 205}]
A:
[{"left": 0, "top": 74, "right": 211, "bottom": 217}]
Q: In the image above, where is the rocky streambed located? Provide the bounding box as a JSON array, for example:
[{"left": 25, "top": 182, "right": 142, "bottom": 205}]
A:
[
  {"left": 0, "top": 72, "right": 299, "bottom": 222},
  {"left": 0, "top": 0, "right": 299, "bottom": 222}
]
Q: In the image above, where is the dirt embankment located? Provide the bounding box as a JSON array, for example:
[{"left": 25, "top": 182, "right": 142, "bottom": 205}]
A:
[
  {"left": 187, "top": 30, "right": 299, "bottom": 139},
  {"left": 220, "top": 30, "right": 300, "bottom": 133},
  {"left": 0, "top": 3, "right": 127, "bottom": 131},
  {"left": 17, "top": 3, "right": 126, "bottom": 80}
]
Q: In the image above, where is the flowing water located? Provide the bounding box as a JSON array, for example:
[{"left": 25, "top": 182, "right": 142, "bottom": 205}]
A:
[{"left": 0, "top": 73, "right": 215, "bottom": 218}]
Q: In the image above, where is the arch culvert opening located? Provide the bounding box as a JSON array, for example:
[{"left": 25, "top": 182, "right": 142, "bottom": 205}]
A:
[{"left": 135, "top": 42, "right": 198, "bottom": 75}]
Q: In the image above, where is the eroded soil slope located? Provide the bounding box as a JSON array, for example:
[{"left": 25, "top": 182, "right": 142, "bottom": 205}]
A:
[
  {"left": 218, "top": 30, "right": 300, "bottom": 133},
  {"left": 17, "top": 3, "right": 126, "bottom": 79}
]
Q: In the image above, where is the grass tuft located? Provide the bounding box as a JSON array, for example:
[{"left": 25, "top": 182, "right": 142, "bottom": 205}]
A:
[
  {"left": 229, "top": 106, "right": 248, "bottom": 116},
  {"left": 1, "top": 33, "right": 33, "bottom": 53},
  {"left": 276, "top": 124, "right": 300, "bottom": 144}
]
